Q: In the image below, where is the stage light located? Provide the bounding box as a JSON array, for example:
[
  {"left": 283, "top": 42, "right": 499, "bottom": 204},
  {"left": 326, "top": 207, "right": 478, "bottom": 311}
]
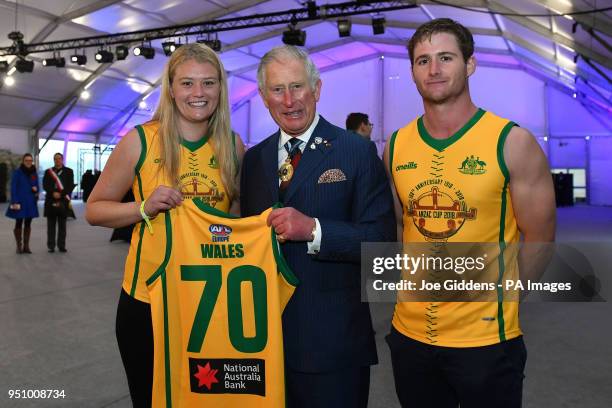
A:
[
  {"left": 139, "top": 100, "right": 147, "bottom": 109},
  {"left": 162, "top": 41, "right": 182, "bottom": 56},
  {"left": 42, "top": 57, "right": 66, "bottom": 67},
  {"left": 81, "top": 90, "right": 90, "bottom": 100},
  {"left": 134, "top": 45, "right": 155, "bottom": 59},
  {"left": 4, "top": 76, "right": 15, "bottom": 86},
  {"left": 116, "top": 45, "right": 129, "bottom": 60},
  {"left": 372, "top": 16, "right": 385, "bottom": 35},
  {"left": 337, "top": 19, "right": 352, "bottom": 38},
  {"left": 0, "top": 60, "right": 8, "bottom": 73},
  {"left": 70, "top": 54, "right": 87, "bottom": 65},
  {"left": 282, "top": 26, "right": 306, "bottom": 46},
  {"left": 15, "top": 59, "right": 34, "bottom": 73},
  {"left": 95, "top": 49, "right": 114, "bottom": 63}
]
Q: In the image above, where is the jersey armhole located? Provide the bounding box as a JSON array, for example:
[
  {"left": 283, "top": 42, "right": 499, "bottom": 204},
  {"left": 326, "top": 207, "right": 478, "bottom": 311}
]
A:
[
  {"left": 135, "top": 125, "right": 148, "bottom": 175},
  {"left": 497, "top": 121, "right": 517, "bottom": 182},
  {"left": 388, "top": 130, "right": 399, "bottom": 176},
  {"left": 271, "top": 226, "right": 299, "bottom": 287}
]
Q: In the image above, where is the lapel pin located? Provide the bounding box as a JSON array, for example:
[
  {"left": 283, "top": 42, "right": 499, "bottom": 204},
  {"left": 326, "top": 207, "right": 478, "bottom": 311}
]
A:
[
  {"left": 314, "top": 137, "right": 322, "bottom": 144},
  {"left": 310, "top": 143, "right": 316, "bottom": 150}
]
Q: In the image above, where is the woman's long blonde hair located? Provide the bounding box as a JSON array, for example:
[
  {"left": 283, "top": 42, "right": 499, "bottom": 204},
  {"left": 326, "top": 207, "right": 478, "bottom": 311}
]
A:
[{"left": 152, "top": 43, "right": 237, "bottom": 201}]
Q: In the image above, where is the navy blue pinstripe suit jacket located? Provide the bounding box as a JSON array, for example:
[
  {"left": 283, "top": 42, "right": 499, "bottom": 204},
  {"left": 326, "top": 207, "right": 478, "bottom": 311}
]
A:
[{"left": 240, "top": 116, "right": 396, "bottom": 372}]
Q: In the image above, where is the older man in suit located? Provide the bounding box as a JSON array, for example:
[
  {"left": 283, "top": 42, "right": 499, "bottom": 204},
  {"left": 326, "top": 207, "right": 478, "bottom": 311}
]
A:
[{"left": 240, "top": 45, "right": 395, "bottom": 407}]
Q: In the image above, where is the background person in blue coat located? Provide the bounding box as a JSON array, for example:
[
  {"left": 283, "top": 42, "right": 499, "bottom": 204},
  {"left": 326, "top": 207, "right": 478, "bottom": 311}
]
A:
[
  {"left": 241, "top": 45, "right": 396, "bottom": 408},
  {"left": 6, "top": 153, "right": 39, "bottom": 254}
]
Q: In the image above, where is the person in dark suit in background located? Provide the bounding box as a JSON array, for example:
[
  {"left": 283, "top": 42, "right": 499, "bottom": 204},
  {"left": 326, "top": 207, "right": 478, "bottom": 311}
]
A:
[
  {"left": 43, "top": 152, "right": 75, "bottom": 253},
  {"left": 240, "top": 45, "right": 396, "bottom": 408},
  {"left": 346, "top": 112, "right": 374, "bottom": 139}
]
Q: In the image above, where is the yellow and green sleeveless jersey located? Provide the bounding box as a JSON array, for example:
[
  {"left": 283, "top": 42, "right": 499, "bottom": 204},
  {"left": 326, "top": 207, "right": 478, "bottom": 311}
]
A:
[
  {"left": 123, "top": 120, "right": 231, "bottom": 302},
  {"left": 147, "top": 199, "right": 297, "bottom": 407},
  {"left": 389, "top": 108, "right": 521, "bottom": 347}
]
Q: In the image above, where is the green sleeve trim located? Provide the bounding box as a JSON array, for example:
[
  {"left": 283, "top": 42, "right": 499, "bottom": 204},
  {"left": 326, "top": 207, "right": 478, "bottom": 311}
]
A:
[
  {"left": 135, "top": 125, "right": 147, "bottom": 175},
  {"left": 193, "top": 197, "right": 239, "bottom": 218},
  {"left": 388, "top": 130, "right": 399, "bottom": 175},
  {"left": 418, "top": 108, "right": 486, "bottom": 152},
  {"left": 497, "top": 121, "right": 517, "bottom": 181},
  {"left": 271, "top": 224, "right": 299, "bottom": 287},
  {"left": 146, "top": 212, "right": 173, "bottom": 286},
  {"left": 129, "top": 222, "right": 146, "bottom": 297},
  {"left": 268, "top": 202, "right": 298, "bottom": 286},
  {"left": 181, "top": 130, "right": 211, "bottom": 152}
]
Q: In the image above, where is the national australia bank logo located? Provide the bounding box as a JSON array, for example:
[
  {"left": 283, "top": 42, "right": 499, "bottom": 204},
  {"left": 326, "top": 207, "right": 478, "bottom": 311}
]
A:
[
  {"left": 210, "top": 224, "right": 232, "bottom": 242},
  {"left": 189, "top": 358, "right": 266, "bottom": 396}
]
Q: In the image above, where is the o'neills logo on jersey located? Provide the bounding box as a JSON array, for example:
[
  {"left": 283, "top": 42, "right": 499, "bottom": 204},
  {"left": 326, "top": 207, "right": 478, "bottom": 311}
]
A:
[
  {"left": 179, "top": 172, "right": 225, "bottom": 207},
  {"left": 396, "top": 161, "right": 418, "bottom": 171},
  {"left": 209, "top": 224, "right": 232, "bottom": 242},
  {"left": 458, "top": 155, "right": 487, "bottom": 175},
  {"left": 189, "top": 358, "right": 265, "bottom": 396},
  {"left": 407, "top": 179, "right": 477, "bottom": 241}
]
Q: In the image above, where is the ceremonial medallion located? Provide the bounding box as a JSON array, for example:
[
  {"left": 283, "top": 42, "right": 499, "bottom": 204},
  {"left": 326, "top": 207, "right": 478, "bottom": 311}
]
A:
[{"left": 278, "top": 160, "right": 294, "bottom": 182}]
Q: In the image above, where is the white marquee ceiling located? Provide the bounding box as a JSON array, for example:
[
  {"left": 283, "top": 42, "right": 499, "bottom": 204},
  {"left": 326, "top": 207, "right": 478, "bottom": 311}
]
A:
[{"left": 0, "top": 0, "right": 610, "bottom": 144}]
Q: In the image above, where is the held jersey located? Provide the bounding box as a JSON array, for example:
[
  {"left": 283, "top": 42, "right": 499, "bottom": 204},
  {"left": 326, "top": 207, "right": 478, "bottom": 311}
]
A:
[
  {"left": 147, "top": 198, "right": 297, "bottom": 408},
  {"left": 389, "top": 108, "right": 521, "bottom": 347},
  {"left": 123, "top": 120, "right": 231, "bottom": 302}
]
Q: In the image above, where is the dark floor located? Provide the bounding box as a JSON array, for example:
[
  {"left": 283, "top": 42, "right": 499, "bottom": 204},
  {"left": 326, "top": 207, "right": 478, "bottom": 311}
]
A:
[{"left": 1, "top": 202, "right": 611, "bottom": 407}]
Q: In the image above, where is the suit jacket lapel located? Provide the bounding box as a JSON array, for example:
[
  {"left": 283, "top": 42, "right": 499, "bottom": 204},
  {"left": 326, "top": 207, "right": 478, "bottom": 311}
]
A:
[
  {"left": 260, "top": 131, "right": 281, "bottom": 202},
  {"left": 283, "top": 117, "right": 337, "bottom": 203}
]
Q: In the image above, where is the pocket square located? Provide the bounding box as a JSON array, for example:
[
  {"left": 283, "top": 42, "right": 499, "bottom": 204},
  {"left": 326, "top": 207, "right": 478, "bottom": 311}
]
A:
[{"left": 318, "top": 169, "right": 347, "bottom": 184}]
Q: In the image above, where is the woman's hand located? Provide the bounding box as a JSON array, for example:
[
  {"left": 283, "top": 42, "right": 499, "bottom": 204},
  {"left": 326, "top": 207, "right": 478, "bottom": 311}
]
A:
[{"left": 143, "top": 185, "right": 184, "bottom": 218}]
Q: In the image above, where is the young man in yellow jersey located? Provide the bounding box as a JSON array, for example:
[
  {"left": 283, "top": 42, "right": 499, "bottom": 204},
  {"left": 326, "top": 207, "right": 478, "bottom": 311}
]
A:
[{"left": 383, "top": 18, "right": 556, "bottom": 408}]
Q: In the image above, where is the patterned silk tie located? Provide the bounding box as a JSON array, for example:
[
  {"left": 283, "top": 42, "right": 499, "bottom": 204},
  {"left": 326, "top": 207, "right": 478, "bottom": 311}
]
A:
[{"left": 279, "top": 138, "right": 303, "bottom": 197}]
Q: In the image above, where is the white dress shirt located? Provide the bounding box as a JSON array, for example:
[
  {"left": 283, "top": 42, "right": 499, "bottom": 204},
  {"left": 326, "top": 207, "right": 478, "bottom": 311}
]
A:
[{"left": 277, "top": 113, "right": 322, "bottom": 254}]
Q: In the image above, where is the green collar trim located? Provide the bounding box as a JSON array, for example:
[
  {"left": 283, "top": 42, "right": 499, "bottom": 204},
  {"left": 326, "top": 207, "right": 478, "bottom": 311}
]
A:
[
  {"left": 181, "top": 131, "right": 211, "bottom": 152},
  {"left": 418, "top": 108, "right": 486, "bottom": 151},
  {"left": 193, "top": 197, "right": 238, "bottom": 218}
]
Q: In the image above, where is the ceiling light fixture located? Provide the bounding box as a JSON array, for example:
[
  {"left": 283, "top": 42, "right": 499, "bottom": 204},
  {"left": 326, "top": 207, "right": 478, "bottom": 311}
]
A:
[
  {"left": 70, "top": 54, "right": 87, "bottom": 65},
  {"left": 372, "top": 16, "right": 385, "bottom": 35},
  {"left": 95, "top": 49, "right": 114, "bottom": 63},
  {"left": 282, "top": 25, "right": 306, "bottom": 46},
  {"left": 337, "top": 19, "right": 352, "bottom": 38},
  {"left": 115, "top": 45, "right": 129, "bottom": 60},
  {"left": 133, "top": 44, "right": 155, "bottom": 59}
]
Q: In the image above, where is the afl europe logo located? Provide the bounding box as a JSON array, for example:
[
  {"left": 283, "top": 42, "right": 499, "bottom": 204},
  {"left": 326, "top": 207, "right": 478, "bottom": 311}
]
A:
[{"left": 210, "top": 224, "right": 232, "bottom": 242}]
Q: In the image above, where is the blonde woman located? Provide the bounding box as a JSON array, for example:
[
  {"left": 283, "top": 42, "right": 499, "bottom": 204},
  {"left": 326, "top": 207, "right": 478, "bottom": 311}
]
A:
[{"left": 86, "top": 43, "right": 244, "bottom": 406}]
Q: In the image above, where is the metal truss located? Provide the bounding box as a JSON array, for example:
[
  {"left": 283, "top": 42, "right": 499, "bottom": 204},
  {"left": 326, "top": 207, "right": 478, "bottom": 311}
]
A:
[{"left": 0, "top": 1, "right": 419, "bottom": 56}]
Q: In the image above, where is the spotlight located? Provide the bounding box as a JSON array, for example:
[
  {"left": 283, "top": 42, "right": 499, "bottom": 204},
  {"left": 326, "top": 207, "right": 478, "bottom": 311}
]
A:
[
  {"left": 81, "top": 90, "right": 90, "bottom": 100},
  {"left": 372, "top": 16, "right": 385, "bottom": 35},
  {"left": 42, "top": 57, "right": 66, "bottom": 67},
  {"left": 15, "top": 59, "right": 34, "bottom": 73},
  {"left": 116, "top": 45, "right": 129, "bottom": 60},
  {"left": 0, "top": 60, "right": 8, "bottom": 73},
  {"left": 162, "top": 41, "right": 182, "bottom": 56},
  {"left": 4, "top": 76, "right": 15, "bottom": 86},
  {"left": 95, "top": 49, "right": 114, "bottom": 63},
  {"left": 70, "top": 54, "right": 87, "bottom": 65},
  {"left": 282, "top": 26, "right": 306, "bottom": 46},
  {"left": 337, "top": 19, "right": 352, "bottom": 38},
  {"left": 162, "top": 41, "right": 176, "bottom": 56},
  {"left": 134, "top": 45, "right": 155, "bottom": 59}
]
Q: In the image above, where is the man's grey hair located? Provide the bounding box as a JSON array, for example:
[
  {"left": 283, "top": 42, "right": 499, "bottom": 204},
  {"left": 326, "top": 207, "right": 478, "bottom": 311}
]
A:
[{"left": 257, "top": 45, "right": 320, "bottom": 92}]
